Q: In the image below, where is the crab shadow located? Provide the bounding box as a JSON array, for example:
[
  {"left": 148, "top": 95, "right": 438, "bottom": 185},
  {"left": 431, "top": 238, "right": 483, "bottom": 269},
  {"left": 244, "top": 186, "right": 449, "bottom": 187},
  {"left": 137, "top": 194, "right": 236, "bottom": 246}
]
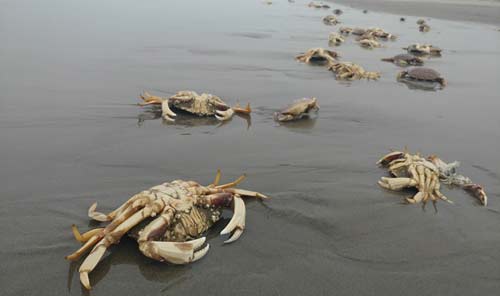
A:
[
  {"left": 67, "top": 217, "right": 232, "bottom": 293},
  {"left": 137, "top": 108, "right": 251, "bottom": 129}
]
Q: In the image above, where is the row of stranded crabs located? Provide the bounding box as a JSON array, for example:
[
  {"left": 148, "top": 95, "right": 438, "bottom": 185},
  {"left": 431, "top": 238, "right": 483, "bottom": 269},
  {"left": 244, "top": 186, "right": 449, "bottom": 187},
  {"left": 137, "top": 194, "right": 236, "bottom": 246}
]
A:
[{"left": 67, "top": 149, "right": 488, "bottom": 290}]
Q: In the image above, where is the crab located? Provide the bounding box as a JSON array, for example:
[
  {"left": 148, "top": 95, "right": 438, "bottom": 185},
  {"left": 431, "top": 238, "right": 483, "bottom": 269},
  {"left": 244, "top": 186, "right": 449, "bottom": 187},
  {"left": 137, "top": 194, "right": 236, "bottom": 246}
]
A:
[
  {"left": 397, "top": 67, "right": 447, "bottom": 88},
  {"left": 417, "top": 18, "right": 426, "bottom": 25},
  {"left": 381, "top": 54, "right": 424, "bottom": 66},
  {"left": 333, "top": 8, "right": 343, "bottom": 15},
  {"left": 377, "top": 150, "right": 452, "bottom": 207},
  {"left": 308, "top": 1, "right": 330, "bottom": 8},
  {"left": 328, "top": 61, "right": 380, "bottom": 80},
  {"left": 404, "top": 43, "right": 442, "bottom": 56},
  {"left": 358, "top": 38, "right": 382, "bottom": 49},
  {"left": 296, "top": 48, "right": 338, "bottom": 65},
  {"left": 351, "top": 28, "right": 367, "bottom": 36},
  {"left": 274, "top": 97, "right": 319, "bottom": 122},
  {"left": 323, "top": 15, "right": 340, "bottom": 25},
  {"left": 419, "top": 23, "right": 431, "bottom": 32},
  {"left": 339, "top": 27, "right": 353, "bottom": 35},
  {"left": 138, "top": 91, "right": 251, "bottom": 122},
  {"left": 369, "top": 28, "right": 397, "bottom": 40},
  {"left": 428, "top": 155, "right": 488, "bottom": 206},
  {"left": 328, "top": 32, "right": 345, "bottom": 46},
  {"left": 66, "top": 171, "right": 268, "bottom": 289}
]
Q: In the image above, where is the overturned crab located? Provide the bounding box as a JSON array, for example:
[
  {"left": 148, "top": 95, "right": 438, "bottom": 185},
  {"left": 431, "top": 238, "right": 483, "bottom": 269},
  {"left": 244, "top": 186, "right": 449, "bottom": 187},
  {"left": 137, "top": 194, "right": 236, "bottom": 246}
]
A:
[
  {"left": 274, "top": 97, "right": 319, "bottom": 122},
  {"left": 328, "top": 61, "right": 380, "bottom": 80},
  {"left": 66, "top": 171, "right": 268, "bottom": 289},
  {"left": 323, "top": 15, "right": 340, "bottom": 25},
  {"left": 296, "top": 48, "right": 338, "bottom": 65},
  {"left": 328, "top": 32, "right": 345, "bottom": 46},
  {"left": 377, "top": 150, "right": 452, "bottom": 207},
  {"left": 139, "top": 91, "right": 250, "bottom": 122},
  {"left": 404, "top": 43, "right": 442, "bottom": 56},
  {"left": 308, "top": 1, "right": 330, "bottom": 8},
  {"left": 358, "top": 38, "right": 382, "bottom": 49},
  {"left": 397, "top": 67, "right": 447, "bottom": 89},
  {"left": 381, "top": 54, "right": 424, "bottom": 66}
]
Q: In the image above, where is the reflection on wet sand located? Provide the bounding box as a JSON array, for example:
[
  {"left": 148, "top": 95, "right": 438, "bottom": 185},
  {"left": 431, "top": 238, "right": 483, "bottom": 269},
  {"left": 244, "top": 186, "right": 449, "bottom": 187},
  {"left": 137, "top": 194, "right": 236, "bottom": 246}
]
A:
[{"left": 137, "top": 108, "right": 252, "bottom": 129}]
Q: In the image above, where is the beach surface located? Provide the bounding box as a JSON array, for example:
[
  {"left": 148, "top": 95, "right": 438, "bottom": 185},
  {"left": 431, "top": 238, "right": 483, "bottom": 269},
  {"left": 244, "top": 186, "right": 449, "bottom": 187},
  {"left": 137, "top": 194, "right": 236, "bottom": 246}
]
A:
[
  {"left": 333, "top": 0, "right": 500, "bottom": 25},
  {"left": 1, "top": 0, "right": 500, "bottom": 295}
]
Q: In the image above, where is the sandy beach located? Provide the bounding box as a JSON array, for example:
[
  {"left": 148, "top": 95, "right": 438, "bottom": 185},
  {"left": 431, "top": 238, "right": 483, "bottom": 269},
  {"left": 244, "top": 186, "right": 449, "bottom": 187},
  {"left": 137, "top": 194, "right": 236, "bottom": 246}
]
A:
[
  {"left": 1, "top": 0, "right": 499, "bottom": 295},
  {"left": 333, "top": 0, "right": 500, "bottom": 25}
]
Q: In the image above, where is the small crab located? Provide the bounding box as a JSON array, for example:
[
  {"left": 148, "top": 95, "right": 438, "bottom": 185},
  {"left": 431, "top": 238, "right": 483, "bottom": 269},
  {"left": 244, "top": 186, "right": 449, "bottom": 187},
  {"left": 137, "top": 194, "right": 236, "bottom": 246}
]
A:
[
  {"left": 66, "top": 171, "right": 268, "bottom": 289},
  {"left": 308, "top": 1, "right": 330, "bottom": 8},
  {"left": 328, "top": 32, "right": 345, "bottom": 46},
  {"left": 381, "top": 54, "right": 424, "bottom": 66},
  {"left": 274, "top": 98, "right": 319, "bottom": 122},
  {"left": 339, "top": 27, "right": 353, "bottom": 35},
  {"left": 416, "top": 18, "right": 426, "bottom": 25},
  {"left": 139, "top": 91, "right": 251, "bottom": 122},
  {"left": 333, "top": 8, "right": 343, "bottom": 15},
  {"left": 397, "top": 67, "right": 447, "bottom": 88},
  {"left": 377, "top": 150, "right": 452, "bottom": 208},
  {"left": 358, "top": 38, "right": 382, "bottom": 49},
  {"left": 351, "top": 28, "right": 367, "bottom": 35},
  {"left": 419, "top": 23, "right": 431, "bottom": 32},
  {"left": 404, "top": 43, "right": 442, "bottom": 56},
  {"left": 368, "top": 27, "right": 397, "bottom": 40},
  {"left": 328, "top": 61, "right": 380, "bottom": 80},
  {"left": 296, "top": 48, "right": 338, "bottom": 65},
  {"left": 323, "top": 15, "right": 340, "bottom": 25}
]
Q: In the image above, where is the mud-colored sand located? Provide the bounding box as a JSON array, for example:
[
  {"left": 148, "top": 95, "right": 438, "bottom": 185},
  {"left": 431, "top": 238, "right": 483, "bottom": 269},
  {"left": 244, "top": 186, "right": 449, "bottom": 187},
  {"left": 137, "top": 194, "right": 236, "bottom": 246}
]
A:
[{"left": 1, "top": 0, "right": 500, "bottom": 295}]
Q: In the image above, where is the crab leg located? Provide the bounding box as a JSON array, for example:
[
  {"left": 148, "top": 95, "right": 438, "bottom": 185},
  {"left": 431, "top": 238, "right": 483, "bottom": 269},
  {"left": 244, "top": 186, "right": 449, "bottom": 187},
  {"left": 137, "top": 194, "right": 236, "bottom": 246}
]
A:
[
  {"left": 79, "top": 202, "right": 164, "bottom": 289},
  {"left": 71, "top": 225, "right": 104, "bottom": 243},
  {"left": 139, "top": 92, "right": 163, "bottom": 105},
  {"left": 378, "top": 177, "right": 417, "bottom": 190},
  {"left": 216, "top": 174, "right": 246, "bottom": 189},
  {"left": 209, "top": 169, "right": 222, "bottom": 187}
]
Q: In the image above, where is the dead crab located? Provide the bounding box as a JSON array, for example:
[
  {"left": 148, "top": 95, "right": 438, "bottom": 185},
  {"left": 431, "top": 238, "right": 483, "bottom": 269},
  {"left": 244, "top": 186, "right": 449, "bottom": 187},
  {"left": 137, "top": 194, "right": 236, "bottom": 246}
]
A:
[
  {"left": 358, "top": 38, "right": 382, "bottom": 49},
  {"left": 339, "top": 27, "right": 353, "bottom": 35},
  {"left": 377, "top": 150, "right": 452, "bottom": 207},
  {"left": 397, "top": 67, "right": 447, "bottom": 88},
  {"left": 308, "top": 1, "right": 330, "bottom": 8},
  {"left": 296, "top": 48, "right": 338, "bottom": 65},
  {"left": 66, "top": 171, "right": 268, "bottom": 289},
  {"left": 139, "top": 91, "right": 251, "bottom": 122},
  {"left": 404, "top": 43, "right": 442, "bottom": 56},
  {"left": 333, "top": 8, "right": 343, "bottom": 15},
  {"left": 328, "top": 32, "right": 345, "bottom": 46},
  {"left": 381, "top": 54, "right": 424, "bottom": 66},
  {"left": 419, "top": 23, "right": 431, "bottom": 32},
  {"left": 328, "top": 61, "right": 380, "bottom": 80},
  {"left": 323, "top": 15, "right": 340, "bottom": 25},
  {"left": 367, "top": 27, "right": 397, "bottom": 40},
  {"left": 274, "top": 97, "right": 319, "bottom": 122}
]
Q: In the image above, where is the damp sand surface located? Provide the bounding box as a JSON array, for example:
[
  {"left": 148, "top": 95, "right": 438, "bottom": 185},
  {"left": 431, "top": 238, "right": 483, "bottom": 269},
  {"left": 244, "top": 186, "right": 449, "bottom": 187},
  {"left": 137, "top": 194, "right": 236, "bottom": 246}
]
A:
[{"left": 1, "top": 0, "right": 500, "bottom": 295}]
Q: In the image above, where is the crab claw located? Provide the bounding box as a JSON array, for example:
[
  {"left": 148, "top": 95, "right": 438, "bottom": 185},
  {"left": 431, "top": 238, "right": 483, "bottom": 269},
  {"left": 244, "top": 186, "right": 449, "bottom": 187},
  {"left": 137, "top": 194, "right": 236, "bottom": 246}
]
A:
[
  {"left": 463, "top": 184, "right": 488, "bottom": 206},
  {"left": 215, "top": 108, "right": 235, "bottom": 121},
  {"left": 88, "top": 202, "right": 112, "bottom": 222},
  {"left": 377, "top": 151, "right": 405, "bottom": 166},
  {"left": 232, "top": 103, "right": 252, "bottom": 115},
  {"left": 220, "top": 196, "right": 245, "bottom": 243},
  {"left": 140, "top": 237, "right": 210, "bottom": 265},
  {"left": 162, "top": 100, "right": 177, "bottom": 122}
]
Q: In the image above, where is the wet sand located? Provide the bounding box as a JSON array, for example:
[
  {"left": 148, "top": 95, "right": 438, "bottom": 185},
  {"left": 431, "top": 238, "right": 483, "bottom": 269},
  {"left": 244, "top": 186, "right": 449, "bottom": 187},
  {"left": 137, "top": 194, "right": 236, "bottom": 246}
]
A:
[
  {"left": 333, "top": 0, "right": 500, "bottom": 25},
  {"left": 1, "top": 0, "right": 500, "bottom": 295}
]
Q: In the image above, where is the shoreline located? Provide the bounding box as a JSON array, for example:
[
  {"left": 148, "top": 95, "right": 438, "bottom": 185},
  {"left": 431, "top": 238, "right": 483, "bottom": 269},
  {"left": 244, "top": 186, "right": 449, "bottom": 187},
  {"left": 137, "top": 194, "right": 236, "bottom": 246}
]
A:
[{"left": 332, "top": 0, "right": 500, "bottom": 25}]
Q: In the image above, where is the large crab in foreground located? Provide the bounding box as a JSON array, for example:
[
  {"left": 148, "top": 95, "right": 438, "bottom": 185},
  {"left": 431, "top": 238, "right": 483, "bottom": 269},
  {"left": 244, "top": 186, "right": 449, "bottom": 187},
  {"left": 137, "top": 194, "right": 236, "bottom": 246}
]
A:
[
  {"left": 296, "top": 48, "right": 338, "bottom": 65},
  {"left": 274, "top": 97, "right": 319, "bottom": 122},
  {"left": 138, "top": 91, "right": 251, "bottom": 122},
  {"left": 328, "top": 61, "right": 380, "bottom": 80},
  {"left": 66, "top": 171, "right": 268, "bottom": 289}
]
